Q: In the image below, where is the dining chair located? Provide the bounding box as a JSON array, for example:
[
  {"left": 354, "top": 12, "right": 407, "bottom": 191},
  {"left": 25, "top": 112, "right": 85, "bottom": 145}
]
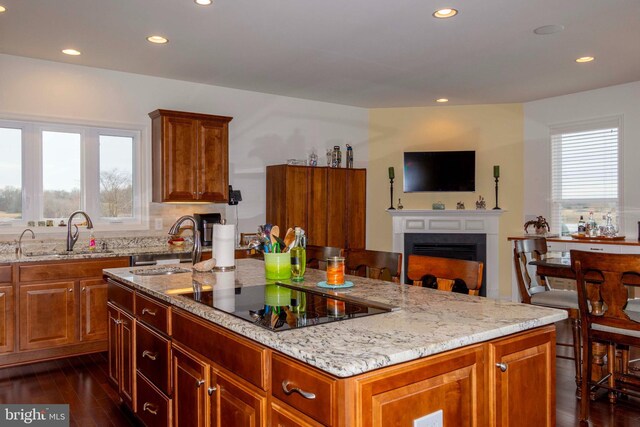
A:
[
  {"left": 344, "top": 249, "right": 402, "bottom": 283},
  {"left": 571, "top": 250, "right": 640, "bottom": 425},
  {"left": 305, "top": 245, "right": 344, "bottom": 271},
  {"left": 513, "top": 237, "right": 581, "bottom": 393},
  {"left": 406, "top": 254, "right": 483, "bottom": 295}
]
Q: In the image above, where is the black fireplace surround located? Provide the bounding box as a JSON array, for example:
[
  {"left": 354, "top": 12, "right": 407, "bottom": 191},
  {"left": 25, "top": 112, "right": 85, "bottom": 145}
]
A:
[{"left": 404, "top": 233, "right": 487, "bottom": 297}]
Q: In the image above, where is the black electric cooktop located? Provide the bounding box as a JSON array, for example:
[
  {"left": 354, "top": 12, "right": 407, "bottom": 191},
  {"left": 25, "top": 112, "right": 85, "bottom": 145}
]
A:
[{"left": 178, "top": 282, "right": 398, "bottom": 332}]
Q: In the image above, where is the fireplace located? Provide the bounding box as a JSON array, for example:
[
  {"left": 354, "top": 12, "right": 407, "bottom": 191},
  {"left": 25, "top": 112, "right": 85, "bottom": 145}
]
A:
[
  {"left": 389, "top": 209, "right": 504, "bottom": 299},
  {"left": 404, "top": 233, "right": 487, "bottom": 296}
]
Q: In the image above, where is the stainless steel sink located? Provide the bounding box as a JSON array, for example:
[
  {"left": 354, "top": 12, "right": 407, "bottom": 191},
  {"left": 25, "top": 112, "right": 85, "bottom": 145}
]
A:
[{"left": 130, "top": 267, "right": 191, "bottom": 276}]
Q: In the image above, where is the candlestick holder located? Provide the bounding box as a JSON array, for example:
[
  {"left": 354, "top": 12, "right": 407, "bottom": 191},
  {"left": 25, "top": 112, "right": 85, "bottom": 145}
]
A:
[
  {"left": 388, "top": 178, "right": 395, "bottom": 210},
  {"left": 493, "top": 176, "right": 501, "bottom": 210}
]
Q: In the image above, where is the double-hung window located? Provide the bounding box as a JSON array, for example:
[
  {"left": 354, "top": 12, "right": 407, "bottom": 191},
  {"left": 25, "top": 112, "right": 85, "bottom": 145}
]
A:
[
  {"left": 550, "top": 117, "right": 622, "bottom": 235},
  {"left": 0, "top": 118, "right": 143, "bottom": 230}
]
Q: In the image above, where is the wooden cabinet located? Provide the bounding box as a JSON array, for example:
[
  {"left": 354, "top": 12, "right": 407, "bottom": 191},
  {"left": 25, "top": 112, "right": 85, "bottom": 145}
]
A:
[
  {"left": 172, "top": 342, "right": 266, "bottom": 427},
  {"left": 173, "top": 344, "right": 209, "bottom": 427},
  {"left": 150, "top": 109, "right": 232, "bottom": 203},
  {"left": 271, "top": 354, "right": 336, "bottom": 426},
  {"left": 212, "top": 368, "right": 265, "bottom": 427},
  {"left": 356, "top": 344, "right": 485, "bottom": 427},
  {"left": 137, "top": 371, "right": 171, "bottom": 427},
  {"left": 80, "top": 278, "right": 108, "bottom": 342},
  {"left": 107, "top": 302, "right": 136, "bottom": 410},
  {"left": 19, "top": 281, "right": 76, "bottom": 351},
  {"left": 489, "top": 325, "right": 555, "bottom": 427},
  {"left": 0, "top": 265, "right": 14, "bottom": 354},
  {"left": 0, "top": 257, "right": 130, "bottom": 368},
  {"left": 266, "top": 165, "right": 366, "bottom": 249}
]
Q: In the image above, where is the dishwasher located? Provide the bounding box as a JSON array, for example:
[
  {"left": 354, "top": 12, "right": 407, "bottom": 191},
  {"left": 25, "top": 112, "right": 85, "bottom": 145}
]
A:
[{"left": 129, "top": 252, "right": 193, "bottom": 267}]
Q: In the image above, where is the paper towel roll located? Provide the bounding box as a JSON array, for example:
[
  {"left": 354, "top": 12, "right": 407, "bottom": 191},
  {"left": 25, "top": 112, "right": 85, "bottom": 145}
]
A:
[{"left": 213, "top": 224, "right": 235, "bottom": 268}]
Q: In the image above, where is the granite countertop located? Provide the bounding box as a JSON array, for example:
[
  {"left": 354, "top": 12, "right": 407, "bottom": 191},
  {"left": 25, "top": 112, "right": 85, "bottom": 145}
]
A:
[
  {"left": 104, "top": 259, "right": 567, "bottom": 378},
  {"left": 0, "top": 235, "right": 233, "bottom": 264}
]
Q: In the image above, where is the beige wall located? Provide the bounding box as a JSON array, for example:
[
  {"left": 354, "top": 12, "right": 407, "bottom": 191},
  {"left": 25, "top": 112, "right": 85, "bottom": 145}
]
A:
[{"left": 367, "top": 104, "right": 524, "bottom": 298}]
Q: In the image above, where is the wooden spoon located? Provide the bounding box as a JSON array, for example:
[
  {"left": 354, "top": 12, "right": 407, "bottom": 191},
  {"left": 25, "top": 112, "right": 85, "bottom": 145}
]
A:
[
  {"left": 283, "top": 228, "right": 295, "bottom": 250},
  {"left": 270, "top": 225, "right": 280, "bottom": 247}
]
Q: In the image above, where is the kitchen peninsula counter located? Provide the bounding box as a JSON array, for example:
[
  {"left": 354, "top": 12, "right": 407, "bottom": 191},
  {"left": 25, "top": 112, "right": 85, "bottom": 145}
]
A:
[{"left": 104, "top": 258, "right": 566, "bottom": 378}]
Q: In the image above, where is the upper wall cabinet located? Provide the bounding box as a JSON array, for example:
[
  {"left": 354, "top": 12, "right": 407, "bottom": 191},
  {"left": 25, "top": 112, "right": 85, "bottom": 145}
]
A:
[{"left": 149, "top": 110, "right": 233, "bottom": 203}]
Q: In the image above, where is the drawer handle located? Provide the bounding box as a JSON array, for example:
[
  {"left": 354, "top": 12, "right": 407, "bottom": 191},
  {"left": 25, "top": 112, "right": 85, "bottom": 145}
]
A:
[
  {"left": 281, "top": 380, "right": 316, "bottom": 400},
  {"left": 143, "top": 402, "right": 158, "bottom": 415},
  {"left": 141, "top": 307, "right": 157, "bottom": 316},
  {"left": 207, "top": 386, "right": 217, "bottom": 396},
  {"left": 590, "top": 247, "right": 604, "bottom": 251},
  {"left": 196, "top": 379, "right": 205, "bottom": 388},
  {"left": 142, "top": 350, "right": 158, "bottom": 361},
  {"left": 496, "top": 363, "right": 508, "bottom": 372}
]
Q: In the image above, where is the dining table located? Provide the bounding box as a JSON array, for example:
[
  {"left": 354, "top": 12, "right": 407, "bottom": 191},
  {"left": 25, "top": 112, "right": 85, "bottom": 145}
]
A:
[{"left": 529, "top": 254, "right": 574, "bottom": 279}]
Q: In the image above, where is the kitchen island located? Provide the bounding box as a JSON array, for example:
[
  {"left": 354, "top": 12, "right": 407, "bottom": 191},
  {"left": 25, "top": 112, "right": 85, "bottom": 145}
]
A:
[{"left": 105, "top": 258, "right": 566, "bottom": 426}]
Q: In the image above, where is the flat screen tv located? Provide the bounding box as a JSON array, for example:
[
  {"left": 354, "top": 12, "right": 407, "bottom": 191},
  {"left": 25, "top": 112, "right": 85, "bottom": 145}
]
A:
[{"left": 403, "top": 151, "right": 475, "bottom": 192}]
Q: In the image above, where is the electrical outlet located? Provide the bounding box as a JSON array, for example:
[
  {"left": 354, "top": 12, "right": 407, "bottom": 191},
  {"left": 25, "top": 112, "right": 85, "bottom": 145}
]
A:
[
  {"left": 155, "top": 218, "right": 163, "bottom": 230},
  {"left": 414, "top": 409, "right": 443, "bottom": 427}
]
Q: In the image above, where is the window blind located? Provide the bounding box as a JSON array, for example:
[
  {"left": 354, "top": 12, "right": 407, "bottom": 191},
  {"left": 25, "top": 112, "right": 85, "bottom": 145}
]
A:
[{"left": 550, "top": 119, "right": 620, "bottom": 234}]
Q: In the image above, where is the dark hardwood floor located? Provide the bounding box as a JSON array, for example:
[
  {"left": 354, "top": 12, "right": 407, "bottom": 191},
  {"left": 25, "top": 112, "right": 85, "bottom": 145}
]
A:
[
  {"left": 0, "top": 320, "right": 639, "bottom": 426},
  {"left": 0, "top": 353, "right": 138, "bottom": 427},
  {"left": 555, "top": 319, "right": 640, "bottom": 427}
]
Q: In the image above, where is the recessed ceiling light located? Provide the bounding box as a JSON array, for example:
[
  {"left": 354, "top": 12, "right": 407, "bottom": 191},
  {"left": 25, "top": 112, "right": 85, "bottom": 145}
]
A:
[
  {"left": 0, "top": 5, "right": 6, "bottom": 13},
  {"left": 195, "top": 0, "right": 212, "bottom": 5},
  {"left": 533, "top": 24, "right": 565, "bottom": 35},
  {"left": 436, "top": 98, "right": 449, "bottom": 103},
  {"left": 433, "top": 8, "right": 458, "bottom": 19},
  {"left": 62, "top": 49, "right": 81, "bottom": 56},
  {"left": 575, "top": 56, "right": 594, "bottom": 63},
  {"left": 147, "top": 35, "right": 168, "bottom": 44}
]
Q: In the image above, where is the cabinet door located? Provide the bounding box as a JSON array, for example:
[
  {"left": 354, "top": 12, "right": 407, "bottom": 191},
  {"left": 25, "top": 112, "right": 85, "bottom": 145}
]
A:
[
  {"left": 211, "top": 367, "right": 265, "bottom": 427},
  {"left": 346, "top": 169, "right": 366, "bottom": 249},
  {"left": 326, "top": 168, "right": 348, "bottom": 248},
  {"left": 489, "top": 326, "right": 555, "bottom": 427},
  {"left": 198, "top": 119, "right": 228, "bottom": 202},
  {"left": 80, "top": 278, "right": 108, "bottom": 342},
  {"left": 19, "top": 281, "right": 76, "bottom": 351},
  {"left": 357, "top": 345, "right": 485, "bottom": 427},
  {"left": 0, "top": 284, "right": 14, "bottom": 354},
  {"left": 173, "top": 345, "right": 209, "bottom": 427},
  {"left": 163, "top": 115, "right": 199, "bottom": 201},
  {"left": 285, "top": 166, "right": 309, "bottom": 231},
  {"left": 107, "top": 303, "right": 120, "bottom": 386},
  {"left": 120, "top": 310, "right": 136, "bottom": 410},
  {"left": 306, "top": 167, "right": 327, "bottom": 246}
]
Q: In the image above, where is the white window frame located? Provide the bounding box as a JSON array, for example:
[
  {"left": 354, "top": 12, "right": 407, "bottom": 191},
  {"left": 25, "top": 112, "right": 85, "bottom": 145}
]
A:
[
  {"left": 549, "top": 116, "right": 624, "bottom": 235},
  {"left": 0, "top": 117, "right": 148, "bottom": 233}
]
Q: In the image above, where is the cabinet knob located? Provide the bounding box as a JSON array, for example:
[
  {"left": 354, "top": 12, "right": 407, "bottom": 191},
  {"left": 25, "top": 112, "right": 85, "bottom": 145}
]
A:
[
  {"left": 82, "top": 287, "right": 86, "bottom": 291},
  {"left": 141, "top": 307, "right": 157, "bottom": 317},
  {"left": 495, "top": 362, "right": 508, "bottom": 372},
  {"left": 281, "top": 380, "right": 316, "bottom": 400},
  {"left": 114, "top": 319, "right": 122, "bottom": 325},
  {"left": 143, "top": 402, "right": 158, "bottom": 415},
  {"left": 68, "top": 288, "right": 73, "bottom": 292},
  {"left": 207, "top": 386, "right": 217, "bottom": 396},
  {"left": 196, "top": 379, "right": 205, "bottom": 388},
  {"left": 142, "top": 350, "right": 158, "bottom": 361}
]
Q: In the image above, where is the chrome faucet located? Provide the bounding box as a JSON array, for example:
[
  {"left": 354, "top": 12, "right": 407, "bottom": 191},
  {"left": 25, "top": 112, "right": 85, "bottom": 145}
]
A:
[
  {"left": 16, "top": 228, "right": 35, "bottom": 258},
  {"left": 168, "top": 215, "right": 201, "bottom": 265},
  {"left": 67, "top": 210, "right": 94, "bottom": 251}
]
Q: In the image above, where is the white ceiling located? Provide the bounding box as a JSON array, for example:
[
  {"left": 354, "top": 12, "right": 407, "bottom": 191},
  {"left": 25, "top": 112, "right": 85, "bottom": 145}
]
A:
[{"left": 1, "top": 0, "right": 639, "bottom": 108}]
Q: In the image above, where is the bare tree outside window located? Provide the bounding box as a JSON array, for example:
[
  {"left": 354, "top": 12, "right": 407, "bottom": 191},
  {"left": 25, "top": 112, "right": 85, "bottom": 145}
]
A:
[{"left": 100, "top": 168, "right": 133, "bottom": 218}]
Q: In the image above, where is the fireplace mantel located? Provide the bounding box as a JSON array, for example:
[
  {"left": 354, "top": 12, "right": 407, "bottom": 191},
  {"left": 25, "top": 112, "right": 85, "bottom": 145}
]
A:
[{"left": 388, "top": 209, "right": 506, "bottom": 299}]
